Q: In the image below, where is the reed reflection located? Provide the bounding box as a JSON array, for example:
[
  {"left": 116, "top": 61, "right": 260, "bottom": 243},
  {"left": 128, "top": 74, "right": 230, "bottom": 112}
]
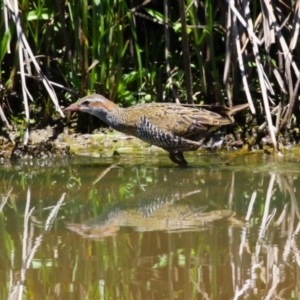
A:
[
  {"left": 0, "top": 157, "right": 300, "bottom": 299},
  {"left": 65, "top": 167, "right": 300, "bottom": 300}
]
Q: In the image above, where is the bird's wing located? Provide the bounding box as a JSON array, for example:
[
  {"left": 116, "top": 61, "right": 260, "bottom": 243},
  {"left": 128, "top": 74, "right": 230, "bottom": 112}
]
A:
[{"left": 126, "top": 104, "right": 233, "bottom": 138}]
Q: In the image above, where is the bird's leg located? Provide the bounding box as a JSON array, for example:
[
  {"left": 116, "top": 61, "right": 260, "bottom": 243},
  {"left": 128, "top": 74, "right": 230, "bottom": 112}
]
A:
[{"left": 169, "top": 151, "right": 188, "bottom": 167}]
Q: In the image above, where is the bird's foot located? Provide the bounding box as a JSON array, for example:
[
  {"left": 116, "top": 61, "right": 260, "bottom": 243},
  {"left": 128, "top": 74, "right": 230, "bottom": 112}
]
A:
[{"left": 169, "top": 151, "right": 189, "bottom": 167}]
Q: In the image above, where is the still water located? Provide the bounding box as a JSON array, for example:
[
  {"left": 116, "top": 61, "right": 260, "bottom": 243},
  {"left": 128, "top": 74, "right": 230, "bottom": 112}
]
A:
[{"left": 1, "top": 151, "right": 300, "bottom": 299}]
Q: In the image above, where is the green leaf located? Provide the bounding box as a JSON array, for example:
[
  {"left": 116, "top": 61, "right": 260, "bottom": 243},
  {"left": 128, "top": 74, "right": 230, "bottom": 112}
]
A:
[
  {"left": 0, "top": 32, "right": 10, "bottom": 63},
  {"left": 27, "top": 8, "right": 54, "bottom": 21},
  {"left": 144, "top": 8, "right": 164, "bottom": 22},
  {"left": 174, "top": 23, "right": 182, "bottom": 33}
]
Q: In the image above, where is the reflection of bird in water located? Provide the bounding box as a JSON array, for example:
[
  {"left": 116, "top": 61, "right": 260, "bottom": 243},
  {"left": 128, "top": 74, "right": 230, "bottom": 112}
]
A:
[
  {"left": 64, "top": 94, "right": 249, "bottom": 166},
  {"left": 66, "top": 185, "right": 233, "bottom": 238}
]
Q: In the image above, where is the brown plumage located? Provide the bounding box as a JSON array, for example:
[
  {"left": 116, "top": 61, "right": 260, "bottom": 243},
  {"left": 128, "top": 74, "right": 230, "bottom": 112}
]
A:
[{"left": 64, "top": 94, "right": 249, "bottom": 166}]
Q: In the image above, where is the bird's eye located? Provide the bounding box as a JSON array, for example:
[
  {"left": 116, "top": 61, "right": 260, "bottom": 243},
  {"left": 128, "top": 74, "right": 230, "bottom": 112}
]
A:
[{"left": 81, "top": 100, "right": 90, "bottom": 106}]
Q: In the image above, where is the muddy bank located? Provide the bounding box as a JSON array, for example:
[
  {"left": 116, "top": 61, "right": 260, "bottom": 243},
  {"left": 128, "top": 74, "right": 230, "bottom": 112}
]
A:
[{"left": 0, "top": 125, "right": 298, "bottom": 162}]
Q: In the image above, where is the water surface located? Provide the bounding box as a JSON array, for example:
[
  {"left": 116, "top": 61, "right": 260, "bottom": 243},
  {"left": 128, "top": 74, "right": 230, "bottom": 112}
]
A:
[{"left": 1, "top": 151, "right": 300, "bottom": 299}]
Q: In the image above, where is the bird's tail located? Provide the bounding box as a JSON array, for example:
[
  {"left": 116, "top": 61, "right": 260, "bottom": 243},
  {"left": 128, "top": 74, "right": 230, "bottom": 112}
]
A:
[{"left": 182, "top": 103, "right": 249, "bottom": 116}]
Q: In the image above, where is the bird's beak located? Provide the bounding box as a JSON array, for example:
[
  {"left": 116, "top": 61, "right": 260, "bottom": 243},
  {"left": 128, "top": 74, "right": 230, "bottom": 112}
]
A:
[{"left": 63, "top": 103, "right": 81, "bottom": 113}]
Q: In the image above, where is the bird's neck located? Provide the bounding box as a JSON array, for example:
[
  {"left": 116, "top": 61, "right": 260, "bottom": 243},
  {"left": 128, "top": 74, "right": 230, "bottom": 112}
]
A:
[
  {"left": 91, "top": 105, "right": 134, "bottom": 135},
  {"left": 91, "top": 106, "right": 121, "bottom": 124}
]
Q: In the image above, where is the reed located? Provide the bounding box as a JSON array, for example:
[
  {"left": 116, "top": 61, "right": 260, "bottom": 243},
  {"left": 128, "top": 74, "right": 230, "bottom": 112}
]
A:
[{"left": 1, "top": 0, "right": 300, "bottom": 150}]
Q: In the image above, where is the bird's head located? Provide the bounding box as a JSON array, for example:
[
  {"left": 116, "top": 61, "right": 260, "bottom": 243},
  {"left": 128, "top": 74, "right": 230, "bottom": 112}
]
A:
[{"left": 64, "top": 94, "right": 119, "bottom": 121}]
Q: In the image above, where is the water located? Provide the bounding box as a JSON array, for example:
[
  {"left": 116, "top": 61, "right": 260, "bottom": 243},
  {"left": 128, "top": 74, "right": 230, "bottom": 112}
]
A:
[{"left": 1, "top": 151, "right": 300, "bottom": 299}]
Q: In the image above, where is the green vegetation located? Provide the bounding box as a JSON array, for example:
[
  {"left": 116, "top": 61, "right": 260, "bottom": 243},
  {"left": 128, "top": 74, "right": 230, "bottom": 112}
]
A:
[{"left": 1, "top": 0, "right": 300, "bottom": 149}]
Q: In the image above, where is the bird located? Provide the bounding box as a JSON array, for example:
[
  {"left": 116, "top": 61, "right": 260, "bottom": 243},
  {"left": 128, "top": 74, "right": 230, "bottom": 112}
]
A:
[{"left": 64, "top": 94, "right": 249, "bottom": 166}]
